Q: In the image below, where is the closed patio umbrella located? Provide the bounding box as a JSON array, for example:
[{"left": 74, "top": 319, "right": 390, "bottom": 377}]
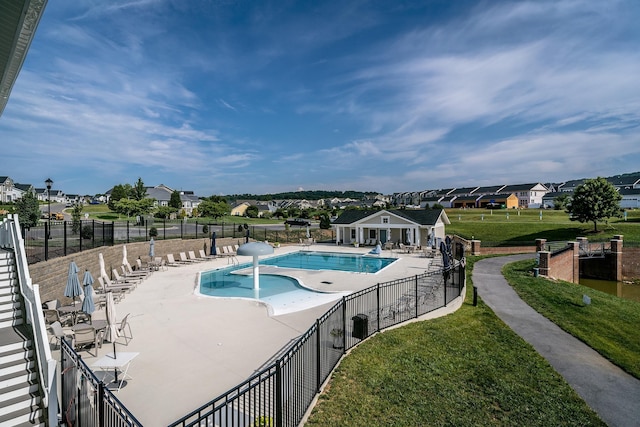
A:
[
  {"left": 149, "top": 238, "right": 155, "bottom": 258},
  {"left": 81, "top": 270, "right": 96, "bottom": 321},
  {"left": 122, "top": 245, "right": 130, "bottom": 270},
  {"left": 98, "top": 253, "right": 108, "bottom": 280},
  {"left": 210, "top": 232, "right": 217, "bottom": 256},
  {"left": 64, "top": 261, "right": 83, "bottom": 304},
  {"left": 105, "top": 292, "right": 119, "bottom": 347}
]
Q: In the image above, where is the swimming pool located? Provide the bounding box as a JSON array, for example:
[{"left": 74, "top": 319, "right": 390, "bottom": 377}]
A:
[
  {"left": 261, "top": 251, "right": 396, "bottom": 273},
  {"left": 199, "top": 251, "right": 396, "bottom": 302}
]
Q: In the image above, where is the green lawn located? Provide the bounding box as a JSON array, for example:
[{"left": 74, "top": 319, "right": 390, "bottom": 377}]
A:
[
  {"left": 503, "top": 260, "right": 640, "bottom": 379},
  {"left": 306, "top": 257, "right": 605, "bottom": 426},
  {"left": 445, "top": 208, "right": 640, "bottom": 245}
]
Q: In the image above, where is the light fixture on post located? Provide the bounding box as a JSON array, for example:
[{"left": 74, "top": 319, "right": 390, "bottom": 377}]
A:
[{"left": 45, "top": 178, "right": 53, "bottom": 239}]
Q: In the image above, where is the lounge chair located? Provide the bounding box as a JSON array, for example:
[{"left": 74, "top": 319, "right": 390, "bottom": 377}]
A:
[
  {"left": 121, "top": 264, "right": 149, "bottom": 279},
  {"left": 97, "top": 276, "right": 132, "bottom": 299},
  {"left": 199, "top": 249, "right": 215, "bottom": 260},
  {"left": 188, "top": 250, "right": 205, "bottom": 262},
  {"left": 179, "top": 252, "right": 197, "bottom": 263},
  {"left": 165, "top": 254, "right": 182, "bottom": 267},
  {"left": 112, "top": 269, "right": 141, "bottom": 286}
]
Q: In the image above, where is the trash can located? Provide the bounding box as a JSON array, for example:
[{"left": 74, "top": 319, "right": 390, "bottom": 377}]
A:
[
  {"left": 352, "top": 314, "right": 368, "bottom": 339},
  {"left": 533, "top": 268, "right": 539, "bottom": 277}
]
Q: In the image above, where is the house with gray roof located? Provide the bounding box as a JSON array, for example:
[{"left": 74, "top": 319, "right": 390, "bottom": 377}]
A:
[
  {"left": 332, "top": 208, "right": 450, "bottom": 247},
  {"left": 499, "top": 183, "right": 548, "bottom": 208}
]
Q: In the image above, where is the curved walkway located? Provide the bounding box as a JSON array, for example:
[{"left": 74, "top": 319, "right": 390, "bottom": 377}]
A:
[{"left": 473, "top": 255, "right": 640, "bottom": 427}]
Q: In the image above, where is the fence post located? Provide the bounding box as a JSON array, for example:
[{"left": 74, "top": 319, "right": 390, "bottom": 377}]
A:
[
  {"left": 275, "top": 361, "right": 283, "bottom": 427},
  {"left": 163, "top": 219, "right": 166, "bottom": 240},
  {"left": 64, "top": 221, "right": 67, "bottom": 256},
  {"left": 443, "top": 271, "right": 447, "bottom": 306},
  {"left": 110, "top": 222, "right": 115, "bottom": 245},
  {"left": 341, "top": 297, "right": 346, "bottom": 350},
  {"left": 195, "top": 221, "right": 198, "bottom": 239},
  {"left": 376, "top": 284, "right": 380, "bottom": 332},
  {"left": 316, "top": 320, "right": 321, "bottom": 393},
  {"left": 79, "top": 221, "right": 83, "bottom": 253},
  {"left": 415, "top": 275, "right": 418, "bottom": 318},
  {"left": 98, "top": 382, "right": 106, "bottom": 427},
  {"left": 126, "top": 220, "right": 130, "bottom": 243},
  {"left": 44, "top": 222, "right": 48, "bottom": 261}
]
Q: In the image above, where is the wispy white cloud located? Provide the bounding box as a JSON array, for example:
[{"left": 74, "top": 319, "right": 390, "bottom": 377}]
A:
[{"left": 2, "top": 0, "right": 639, "bottom": 195}]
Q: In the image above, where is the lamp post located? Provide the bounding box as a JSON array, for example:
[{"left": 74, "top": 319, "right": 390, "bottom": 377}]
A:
[{"left": 45, "top": 178, "right": 53, "bottom": 239}]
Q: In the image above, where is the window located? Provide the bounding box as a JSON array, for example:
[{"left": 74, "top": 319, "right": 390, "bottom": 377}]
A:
[
  {"left": 369, "top": 230, "right": 376, "bottom": 239},
  {"left": 382, "top": 216, "right": 389, "bottom": 224},
  {"left": 351, "top": 229, "right": 356, "bottom": 239}
]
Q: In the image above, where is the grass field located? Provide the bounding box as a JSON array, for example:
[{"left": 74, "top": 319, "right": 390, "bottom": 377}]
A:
[
  {"left": 445, "top": 208, "right": 640, "bottom": 245},
  {"left": 306, "top": 257, "right": 605, "bottom": 426}
]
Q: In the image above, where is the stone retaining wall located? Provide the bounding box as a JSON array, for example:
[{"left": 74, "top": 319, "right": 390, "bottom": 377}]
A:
[{"left": 31, "top": 237, "right": 245, "bottom": 304}]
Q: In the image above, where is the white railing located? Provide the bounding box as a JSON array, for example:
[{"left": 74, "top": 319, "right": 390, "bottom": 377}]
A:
[{"left": 1, "top": 215, "right": 58, "bottom": 426}]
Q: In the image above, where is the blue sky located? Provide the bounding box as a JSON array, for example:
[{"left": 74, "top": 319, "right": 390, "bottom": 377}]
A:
[{"left": 1, "top": 0, "right": 640, "bottom": 197}]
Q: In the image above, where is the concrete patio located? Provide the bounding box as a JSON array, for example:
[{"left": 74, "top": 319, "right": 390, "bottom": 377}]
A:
[{"left": 51, "top": 243, "right": 449, "bottom": 426}]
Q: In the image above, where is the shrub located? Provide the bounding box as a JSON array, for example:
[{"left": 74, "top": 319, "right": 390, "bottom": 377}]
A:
[
  {"left": 149, "top": 226, "right": 158, "bottom": 237},
  {"left": 81, "top": 225, "right": 93, "bottom": 240}
]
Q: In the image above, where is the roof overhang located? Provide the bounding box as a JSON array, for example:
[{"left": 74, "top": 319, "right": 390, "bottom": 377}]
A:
[{"left": 0, "top": 0, "right": 48, "bottom": 117}]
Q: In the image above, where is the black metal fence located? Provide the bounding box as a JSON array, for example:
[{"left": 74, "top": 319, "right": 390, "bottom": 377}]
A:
[
  {"left": 60, "top": 338, "right": 143, "bottom": 427},
  {"left": 169, "top": 259, "right": 465, "bottom": 427},
  {"left": 55, "top": 256, "right": 464, "bottom": 427},
  {"left": 24, "top": 220, "right": 334, "bottom": 264}
]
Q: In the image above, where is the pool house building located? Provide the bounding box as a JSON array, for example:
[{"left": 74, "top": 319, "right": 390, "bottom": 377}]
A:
[{"left": 332, "top": 208, "right": 450, "bottom": 247}]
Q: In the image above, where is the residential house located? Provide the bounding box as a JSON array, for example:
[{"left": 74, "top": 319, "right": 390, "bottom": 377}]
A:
[
  {"left": 230, "top": 201, "right": 251, "bottom": 216},
  {"left": 619, "top": 188, "right": 640, "bottom": 209},
  {"left": 499, "top": 183, "right": 548, "bottom": 208},
  {"left": 0, "top": 176, "right": 19, "bottom": 202},
  {"left": 332, "top": 208, "right": 450, "bottom": 247},
  {"left": 607, "top": 175, "right": 640, "bottom": 190},
  {"left": 35, "top": 187, "right": 65, "bottom": 203}
]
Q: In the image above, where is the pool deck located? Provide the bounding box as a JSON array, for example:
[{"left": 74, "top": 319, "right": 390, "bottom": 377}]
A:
[{"left": 53, "top": 243, "right": 455, "bottom": 426}]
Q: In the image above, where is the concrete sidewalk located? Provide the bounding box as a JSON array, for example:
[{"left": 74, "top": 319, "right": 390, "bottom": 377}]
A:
[{"left": 473, "top": 255, "right": 640, "bottom": 427}]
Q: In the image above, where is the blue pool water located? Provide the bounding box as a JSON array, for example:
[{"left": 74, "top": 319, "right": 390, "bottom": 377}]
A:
[
  {"left": 261, "top": 251, "right": 395, "bottom": 273},
  {"left": 199, "top": 251, "right": 396, "bottom": 300}
]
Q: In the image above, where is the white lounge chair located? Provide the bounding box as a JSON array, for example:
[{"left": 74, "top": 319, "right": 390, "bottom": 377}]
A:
[
  {"left": 179, "top": 252, "right": 198, "bottom": 263},
  {"left": 166, "top": 254, "right": 184, "bottom": 266},
  {"left": 112, "top": 269, "right": 141, "bottom": 286},
  {"left": 188, "top": 250, "right": 205, "bottom": 262},
  {"left": 199, "top": 249, "right": 215, "bottom": 260}
]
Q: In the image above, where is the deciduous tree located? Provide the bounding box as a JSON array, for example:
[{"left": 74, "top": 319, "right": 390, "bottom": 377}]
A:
[{"left": 566, "top": 177, "right": 622, "bottom": 232}]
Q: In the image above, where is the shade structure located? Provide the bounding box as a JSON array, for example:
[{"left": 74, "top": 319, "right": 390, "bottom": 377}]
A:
[
  {"left": 64, "top": 261, "right": 83, "bottom": 302},
  {"left": 236, "top": 242, "right": 274, "bottom": 291},
  {"left": 149, "top": 238, "right": 155, "bottom": 258},
  {"left": 98, "top": 253, "right": 108, "bottom": 280}
]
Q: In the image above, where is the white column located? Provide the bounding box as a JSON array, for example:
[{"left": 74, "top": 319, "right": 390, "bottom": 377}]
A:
[
  {"left": 358, "top": 227, "right": 364, "bottom": 244},
  {"left": 335, "top": 227, "right": 340, "bottom": 245},
  {"left": 253, "top": 256, "right": 260, "bottom": 290}
]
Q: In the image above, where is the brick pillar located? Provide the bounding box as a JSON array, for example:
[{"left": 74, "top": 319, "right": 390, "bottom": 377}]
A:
[
  {"left": 538, "top": 251, "right": 550, "bottom": 277},
  {"left": 569, "top": 241, "right": 580, "bottom": 284},
  {"left": 471, "top": 240, "right": 481, "bottom": 256},
  {"left": 535, "top": 238, "right": 546, "bottom": 252},
  {"left": 611, "top": 235, "right": 623, "bottom": 282}
]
